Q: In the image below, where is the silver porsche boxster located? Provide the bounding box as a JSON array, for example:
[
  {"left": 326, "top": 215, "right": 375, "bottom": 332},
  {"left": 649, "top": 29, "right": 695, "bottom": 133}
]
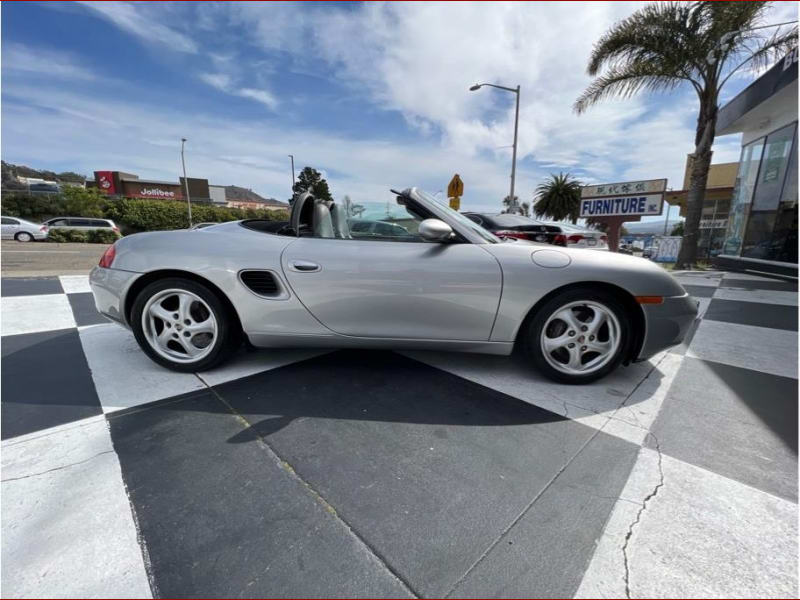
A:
[{"left": 89, "top": 188, "right": 697, "bottom": 383}]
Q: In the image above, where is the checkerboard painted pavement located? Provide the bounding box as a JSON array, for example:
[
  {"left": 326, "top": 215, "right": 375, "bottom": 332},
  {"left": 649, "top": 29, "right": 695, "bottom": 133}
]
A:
[{"left": 1, "top": 271, "right": 797, "bottom": 598}]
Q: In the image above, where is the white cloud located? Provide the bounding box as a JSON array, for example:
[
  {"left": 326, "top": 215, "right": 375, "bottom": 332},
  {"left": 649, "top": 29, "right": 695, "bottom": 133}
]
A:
[
  {"left": 229, "top": 1, "right": 722, "bottom": 191},
  {"left": 198, "top": 72, "right": 278, "bottom": 110},
  {"left": 76, "top": 1, "right": 198, "bottom": 53},
  {"left": 2, "top": 43, "right": 95, "bottom": 80}
]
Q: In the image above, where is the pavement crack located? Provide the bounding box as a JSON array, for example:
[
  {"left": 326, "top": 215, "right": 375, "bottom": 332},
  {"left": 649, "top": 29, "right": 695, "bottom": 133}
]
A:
[
  {"left": 1, "top": 449, "right": 114, "bottom": 483},
  {"left": 621, "top": 433, "right": 665, "bottom": 599}
]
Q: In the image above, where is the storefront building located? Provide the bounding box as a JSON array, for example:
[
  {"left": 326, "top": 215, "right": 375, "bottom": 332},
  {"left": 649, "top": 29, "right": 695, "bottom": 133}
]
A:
[
  {"left": 665, "top": 156, "right": 738, "bottom": 259},
  {"left": 714, "top": 50, "right": 798, "bottom": 276}
]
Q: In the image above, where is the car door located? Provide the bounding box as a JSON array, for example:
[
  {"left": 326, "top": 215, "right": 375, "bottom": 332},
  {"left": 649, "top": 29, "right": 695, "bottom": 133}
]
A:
[
  {"left": 1, "top": 217, "right": 20, "bottom": 239},
  {"left": 280, "top": 196, "right": 502, "bottom": 341}
]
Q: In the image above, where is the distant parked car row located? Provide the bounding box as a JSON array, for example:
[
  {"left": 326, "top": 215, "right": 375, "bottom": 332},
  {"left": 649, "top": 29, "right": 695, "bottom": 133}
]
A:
[
  {"left": 461, "top": 213, "right": 609, "bottom": 250},
  {"left": 1, "top": 215, "right": 120, "bottom": 242}
]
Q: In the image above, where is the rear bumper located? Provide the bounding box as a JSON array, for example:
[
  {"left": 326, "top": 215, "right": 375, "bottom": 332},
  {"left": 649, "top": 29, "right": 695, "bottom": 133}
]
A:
[
  {"left": 89, "top": 266, "right": 142, "bottom": 326},
  {"left": 637, "top": 293, "right": 699, "bottom": 359}
]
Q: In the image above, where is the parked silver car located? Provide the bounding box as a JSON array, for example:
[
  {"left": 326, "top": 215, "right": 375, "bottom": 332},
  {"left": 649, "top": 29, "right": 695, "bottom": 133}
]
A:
[
  {"left": 89, "top": 188, "right": 697, "bottom": 383},
  {"left": 1, "top": 216, "right": 48, "bottom": 242},
  {"left": 43, "top": 217, "right": 120, "bottom": 235}
]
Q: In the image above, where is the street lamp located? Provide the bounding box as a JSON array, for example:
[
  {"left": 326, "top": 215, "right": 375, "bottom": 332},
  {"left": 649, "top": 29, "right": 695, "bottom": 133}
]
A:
[
  {"left": 180, "top": 138, "right": 192, "bottom": 227},
  {"left": 470, "top": 82, "right": 521, "bottom": 213},
  {"left": 288, "top": 154, "right": 296, "bottom": 189}
]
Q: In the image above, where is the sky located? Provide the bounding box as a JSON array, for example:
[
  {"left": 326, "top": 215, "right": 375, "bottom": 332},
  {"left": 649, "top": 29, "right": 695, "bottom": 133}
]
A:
[{"left": 1, "top": 1, "right": 796, "bottom": 222}]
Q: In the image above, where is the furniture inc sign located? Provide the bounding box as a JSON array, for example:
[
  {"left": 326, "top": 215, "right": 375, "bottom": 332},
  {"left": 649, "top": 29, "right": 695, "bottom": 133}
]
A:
[{"left": 580, "top": 178, "right": 667, "bottom": 218}]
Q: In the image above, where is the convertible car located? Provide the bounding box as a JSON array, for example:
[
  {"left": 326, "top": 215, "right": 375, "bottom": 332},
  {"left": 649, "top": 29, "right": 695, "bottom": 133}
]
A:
[{"left": 89, "top": 188, "right": 698, "bottom": 383}]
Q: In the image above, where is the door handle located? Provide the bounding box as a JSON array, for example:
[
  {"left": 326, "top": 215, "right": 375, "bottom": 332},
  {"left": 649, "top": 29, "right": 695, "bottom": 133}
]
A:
[{"left": 289, "top": 260, "right": 321, "bottom": 272}]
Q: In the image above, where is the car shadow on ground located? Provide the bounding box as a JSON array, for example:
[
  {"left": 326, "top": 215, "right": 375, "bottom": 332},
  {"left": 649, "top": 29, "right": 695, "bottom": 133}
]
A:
[{"left": 197, "top": 348, "right": 663, "bottom": 443}]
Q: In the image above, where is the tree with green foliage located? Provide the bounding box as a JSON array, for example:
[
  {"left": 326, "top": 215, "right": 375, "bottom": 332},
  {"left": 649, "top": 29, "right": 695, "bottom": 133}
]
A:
[
  {"left": 292, "top": 167, "right": 333, "bottom": 202},
  {"left": 533, "top": 173, "right": 582, "bottom": 223},
  {"left": 575, "top": 1, "right": 797, "bottom": 268},
  {"left": 671, "top": 221, "right": 685, "bottom": 236}
]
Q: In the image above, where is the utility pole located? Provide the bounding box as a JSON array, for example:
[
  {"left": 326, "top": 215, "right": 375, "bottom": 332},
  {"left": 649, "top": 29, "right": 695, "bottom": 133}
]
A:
[
  {"left": 288, "top": 154, "right": 295, "bottom": 189},
  {"left": 181, "top": 138, "right": 192, "bottom": 227}
]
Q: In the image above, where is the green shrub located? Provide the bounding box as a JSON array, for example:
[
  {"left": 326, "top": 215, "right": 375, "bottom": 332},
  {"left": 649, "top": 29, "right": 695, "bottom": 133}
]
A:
[
  {"left": 45, "top": 229, "right": 71, "bottom": 243},
  {"left": 46, "top": 228, "right": 117, "bottom": 243},
  {"left": 4, "top": 193, "right": 289, "bottom": 234},
  {"left": 87, "top": 229, "right": 120, "bottom": 244},
  {"left": 105, "top": 198, "right": 288, "bottom": 233}
]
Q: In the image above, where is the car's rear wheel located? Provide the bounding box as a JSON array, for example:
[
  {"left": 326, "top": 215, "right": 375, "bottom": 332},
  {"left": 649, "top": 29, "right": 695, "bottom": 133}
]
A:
[
  {"left": 131, "top": 277, "right": 239, "bottom": 372},
  {"left": 523, "top": 288, "right": 630, "bottom": 384},
  {"left": 14, "top": 232, "right": 34, "bottom": 242}
]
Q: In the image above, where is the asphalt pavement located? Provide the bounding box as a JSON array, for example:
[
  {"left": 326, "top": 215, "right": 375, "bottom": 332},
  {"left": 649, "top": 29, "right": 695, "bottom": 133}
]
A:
[
  {"left": 1, "top": 240, "right": 107, "bottom": 276},
  {"left": 1, "top": 270, "right": 797, "bottom": 598}
]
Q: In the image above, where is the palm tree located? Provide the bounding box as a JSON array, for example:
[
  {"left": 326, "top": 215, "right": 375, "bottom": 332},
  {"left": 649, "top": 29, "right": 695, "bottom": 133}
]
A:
[
  {"left": 534, "top": 173, "right": 582, "bottom": 223},
  {"left": 575, "top": 1, "right": 796, "bottom": 268},
  {"left": 501, "top": 195, "right": 532, "bottom": 216}
]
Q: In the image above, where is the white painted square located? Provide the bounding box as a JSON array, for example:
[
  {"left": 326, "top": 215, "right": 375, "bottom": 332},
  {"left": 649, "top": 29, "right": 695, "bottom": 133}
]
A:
[
  {"left": 1, "top": 294, "right": 76, "bottom": 336},
  {"left": 59, "top": 275, "right": 92, "bottom": 294},
  {"left": 199, "top": 349, "right": 329, "bottom": 387},
  {"left": 576, "top": 449, "right": 797, "bottom": 598},
  {"left": 688, "top": 320, "right": 798, "bottom": 379},
  {"left": 1, "top": 418, "right": 152, "bottom": 598},
  {"left": 78, "top": 323, "right": 331, "bottom": 412},
  {"left": 78, "top": 323, "right": 206, "bottom": 412}
]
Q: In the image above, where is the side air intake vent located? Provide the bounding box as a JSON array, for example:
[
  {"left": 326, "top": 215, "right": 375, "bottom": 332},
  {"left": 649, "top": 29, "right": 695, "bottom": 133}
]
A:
[{"left": 240, "top": 270, "right": 280, "bottom": 296}]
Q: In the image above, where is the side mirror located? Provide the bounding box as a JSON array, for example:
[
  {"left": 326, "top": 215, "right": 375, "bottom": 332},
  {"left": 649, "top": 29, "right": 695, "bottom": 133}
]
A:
[{"left": 418, "top": 218, "right": 454, "bottom": 242}]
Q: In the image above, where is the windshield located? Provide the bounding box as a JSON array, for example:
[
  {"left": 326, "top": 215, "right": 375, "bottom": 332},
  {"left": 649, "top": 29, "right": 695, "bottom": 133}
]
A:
[
  {"left": 415, "top": 190, "right": 501, "bottom": 243},
  {"left": 491, "top": 214, "right": 538, "bottom": 227}
]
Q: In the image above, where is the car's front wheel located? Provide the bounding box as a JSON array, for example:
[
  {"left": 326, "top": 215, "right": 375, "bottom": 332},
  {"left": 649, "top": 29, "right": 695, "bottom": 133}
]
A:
[
  {"left": 14, "top": 232, "right": 34, "bottom": 242},
  {"left": 131, "top": 278, "right": 239, "bottom": 372},
  {"left": 523, "top": 287, "right": 630, "bottom": 384}
]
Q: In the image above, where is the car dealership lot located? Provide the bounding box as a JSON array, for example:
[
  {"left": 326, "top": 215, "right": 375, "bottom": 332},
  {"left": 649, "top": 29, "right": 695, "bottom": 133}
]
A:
[{"left": 1, "top": 272, "right": 797, "bottom": 598}]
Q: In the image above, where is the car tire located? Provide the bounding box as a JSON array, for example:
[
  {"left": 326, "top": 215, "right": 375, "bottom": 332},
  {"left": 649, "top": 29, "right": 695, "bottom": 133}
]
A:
[
  {"left": 131, "top": 277, "right": 240, "bottom": 372},
  {"left": 14, "top": 232, "right": 34, "bottom": 242},
  {"left": 523, "top": 287, "right": 630, "bottom": 384}
]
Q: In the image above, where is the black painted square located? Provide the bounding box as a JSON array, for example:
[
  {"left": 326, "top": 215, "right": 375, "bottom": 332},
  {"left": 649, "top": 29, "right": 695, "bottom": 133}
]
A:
[
  {"left": 722, "top": 277, "right": 798, "bottom": 292},
  {"left": 107, "top": 391, "right": 413, "bottom": 598},
  {"left": 1, "top": 277, "right": 62, "bottom": 297},
  {"left": 67, "top": 292, "right": 109, "bottom": 327},
  {"left": 216, "top": 350, "right": 631, "bottom": 597},
  {"left": 704, "top": 298, "right": 797, "bottom": 331},
  {"left": 1, "top": 329, "right": 101, "bottom": 439},
  {"left": 649, "top": 357, "right": 798, "bottom": 501}
]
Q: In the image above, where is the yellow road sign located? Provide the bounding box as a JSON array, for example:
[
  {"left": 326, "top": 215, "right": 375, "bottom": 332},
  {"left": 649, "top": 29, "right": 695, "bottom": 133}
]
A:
[
  {"left": 449, "top": 197, "right": 461, "bottom": 210},
  {"left": 447, "top": 174, "right": 464, "bottom": 198}
]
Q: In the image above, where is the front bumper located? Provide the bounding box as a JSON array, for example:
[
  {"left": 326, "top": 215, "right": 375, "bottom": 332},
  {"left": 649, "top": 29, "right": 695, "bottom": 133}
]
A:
[
  {"left": 637, "top": 293, "right": 699, "bottom": 359},
  {"left": 89, "top": 266, "right": 142, "bottom": 326}
]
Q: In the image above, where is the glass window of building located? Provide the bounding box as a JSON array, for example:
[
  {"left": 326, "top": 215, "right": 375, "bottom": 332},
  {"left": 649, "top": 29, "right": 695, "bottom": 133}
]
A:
[
  {"left": 742, "top": 123, "right": 798, "bottom": 261},
  {"left": 723, "top": 138, "right": 765, "bottom": 255}
]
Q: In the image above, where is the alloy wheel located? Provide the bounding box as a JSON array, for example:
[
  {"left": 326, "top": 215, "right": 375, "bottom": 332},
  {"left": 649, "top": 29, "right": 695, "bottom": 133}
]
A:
[
  {"left": 141, "top": 288, "right": 218, "bottom": 364},
  {"left": 539, "top": 300, "right": 621, "bottom": 376}
]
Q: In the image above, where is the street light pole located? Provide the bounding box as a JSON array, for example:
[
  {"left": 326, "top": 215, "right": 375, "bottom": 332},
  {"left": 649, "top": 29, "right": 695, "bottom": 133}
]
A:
[
  {"left": 288, "top": 154, "right": 295, "bottom": 189},
  {"left": 180, "top": 138, "right": 192, "bottom": 227},
  {"left": 470, "top": 82, "right": 521, "bottom": 213}
]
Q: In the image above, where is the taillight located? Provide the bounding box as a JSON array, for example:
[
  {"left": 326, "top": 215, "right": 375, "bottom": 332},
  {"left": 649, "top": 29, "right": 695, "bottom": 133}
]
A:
[
  {"left": 553, "top": 234, "right": 567, "bottom": 246},
  {"left": 99, "top": 244, "right": 116, "bottom": 268},
  {"left": 112, "top": 226, "right": 120, "bottom": 233},
  {"left": 567, "top": 234, "right": 584, "bottom": 244},
  {"left": 39, "top": 225, "right": 48, "bottom": 232},
  {"left": 496, "top": 230, "right": 530, "bottom": 240}
]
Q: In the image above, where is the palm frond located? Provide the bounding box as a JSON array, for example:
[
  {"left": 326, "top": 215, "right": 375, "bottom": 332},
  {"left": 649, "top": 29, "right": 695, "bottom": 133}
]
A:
[{"left": 574, "top": 61, "right": 685, "bottom": 113}]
